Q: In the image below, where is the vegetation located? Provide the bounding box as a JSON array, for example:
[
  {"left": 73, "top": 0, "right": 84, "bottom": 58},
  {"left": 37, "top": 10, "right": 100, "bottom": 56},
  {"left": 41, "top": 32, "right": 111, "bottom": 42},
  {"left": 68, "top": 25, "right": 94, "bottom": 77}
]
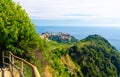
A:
[
  {"left": 1, "top": 0, "right": 120, "bottom": 77},
  {"left": 0, "top": 0, "right": 46, "bottom": 61},
  {"left": 69, "top": 35, "right": 120, "bottom": 77},
  {"left": 41, "top": 35, "right": 120, "bottom": 77}
]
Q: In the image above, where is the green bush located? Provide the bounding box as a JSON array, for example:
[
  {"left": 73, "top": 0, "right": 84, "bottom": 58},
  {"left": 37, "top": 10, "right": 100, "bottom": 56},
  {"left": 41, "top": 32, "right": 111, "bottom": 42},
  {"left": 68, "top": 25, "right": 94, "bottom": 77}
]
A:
[{"left": 0, "top": 0, "right": 46, "bottom": 61}]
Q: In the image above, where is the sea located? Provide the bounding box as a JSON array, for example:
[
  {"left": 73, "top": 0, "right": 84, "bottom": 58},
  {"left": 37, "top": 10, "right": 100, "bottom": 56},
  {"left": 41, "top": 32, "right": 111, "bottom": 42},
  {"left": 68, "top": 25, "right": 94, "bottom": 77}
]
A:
[{"left": 35, "top": 26, "right": 120, "bottom": 51}]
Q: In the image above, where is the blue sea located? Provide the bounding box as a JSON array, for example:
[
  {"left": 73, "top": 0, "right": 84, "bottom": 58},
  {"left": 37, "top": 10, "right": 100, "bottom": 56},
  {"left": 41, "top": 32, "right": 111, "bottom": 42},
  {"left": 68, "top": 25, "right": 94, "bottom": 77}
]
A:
[{"left": 36, "top": 26, "right": 120, "bottom": 51}]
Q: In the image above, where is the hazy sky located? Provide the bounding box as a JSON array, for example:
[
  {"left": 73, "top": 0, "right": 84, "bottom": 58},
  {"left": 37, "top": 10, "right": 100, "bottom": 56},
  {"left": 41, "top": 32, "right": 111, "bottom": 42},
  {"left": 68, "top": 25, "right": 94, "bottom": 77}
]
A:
[{"left": 13, "top": 0, "right": 120, "bottom": 27}]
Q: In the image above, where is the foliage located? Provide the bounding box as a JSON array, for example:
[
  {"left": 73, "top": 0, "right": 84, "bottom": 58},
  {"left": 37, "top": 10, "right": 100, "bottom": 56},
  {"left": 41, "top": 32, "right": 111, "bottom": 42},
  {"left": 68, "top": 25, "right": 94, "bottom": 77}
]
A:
[
  {"left": 39, "top": 34, "right": 120, "bottom": 77},
  {"left": 69, "top": 34, "right": 120, "bottom": 77},
  {"left": 1, "top": 1, "right": 120, "bottom": 77},
  {"left": 0, "top": 0, "right": 46, "bottom": 60},
  {"left": 46, "top": 47, "right": 83, "bottom": 77}
]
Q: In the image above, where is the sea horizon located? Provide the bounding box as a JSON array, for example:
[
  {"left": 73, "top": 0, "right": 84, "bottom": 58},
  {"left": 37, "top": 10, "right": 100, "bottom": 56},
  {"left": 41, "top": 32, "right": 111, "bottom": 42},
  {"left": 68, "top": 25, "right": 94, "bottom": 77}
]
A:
[{"left": 35, "top": 26, "right": 120, "bottom": 51}]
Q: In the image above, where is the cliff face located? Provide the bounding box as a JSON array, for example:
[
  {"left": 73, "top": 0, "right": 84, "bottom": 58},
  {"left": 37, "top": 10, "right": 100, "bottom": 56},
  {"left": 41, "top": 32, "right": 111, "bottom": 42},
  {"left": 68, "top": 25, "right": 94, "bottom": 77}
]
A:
[{"left": 41, "top": 32, "right": 78, "bottom": 43}]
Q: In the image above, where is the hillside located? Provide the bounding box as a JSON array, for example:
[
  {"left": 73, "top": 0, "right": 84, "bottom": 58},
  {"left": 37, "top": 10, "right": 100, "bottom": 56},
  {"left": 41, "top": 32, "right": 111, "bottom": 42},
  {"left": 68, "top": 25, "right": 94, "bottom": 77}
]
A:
[
  {"left": 41, "top": 34, "right": 120, "bottom": 77},
  {"left": 1, "top": 0, "right": 120, "bottom": 77},
  {"left": 69, "top": 35, "right": 120, "bottom": 77}
]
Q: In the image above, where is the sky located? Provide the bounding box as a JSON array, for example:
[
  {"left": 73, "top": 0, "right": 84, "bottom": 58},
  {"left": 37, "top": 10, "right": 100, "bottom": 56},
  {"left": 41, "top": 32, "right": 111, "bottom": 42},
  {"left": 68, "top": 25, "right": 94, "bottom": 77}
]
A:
[{"left": 13, "top": 0, "right": 120, "bottom": 27}]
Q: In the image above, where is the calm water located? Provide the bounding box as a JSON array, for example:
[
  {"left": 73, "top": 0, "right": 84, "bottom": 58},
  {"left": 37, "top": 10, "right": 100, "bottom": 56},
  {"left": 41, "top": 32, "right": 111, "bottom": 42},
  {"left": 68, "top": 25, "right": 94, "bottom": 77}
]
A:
[{"left": 36, "top": 26, "right": 120, "bottom": 51}]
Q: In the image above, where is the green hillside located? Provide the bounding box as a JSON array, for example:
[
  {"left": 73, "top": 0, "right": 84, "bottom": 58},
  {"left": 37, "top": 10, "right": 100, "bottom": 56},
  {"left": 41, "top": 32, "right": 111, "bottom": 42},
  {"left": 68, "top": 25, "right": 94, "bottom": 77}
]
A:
[
  {"left": 1, "top": 0, "right": 120, "bottom": 77},
  {"left": 41, "top": 35, "right": 120, "bottom": 77},
  {"left": 69, "top": 35, "right": 120, "bottom": 77}
]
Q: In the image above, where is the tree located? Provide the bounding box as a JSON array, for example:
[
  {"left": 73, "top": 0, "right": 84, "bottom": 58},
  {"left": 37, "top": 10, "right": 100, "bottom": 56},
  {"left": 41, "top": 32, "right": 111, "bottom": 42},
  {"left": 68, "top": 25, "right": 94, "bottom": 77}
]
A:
[{"left": 0, "top": 0, "right": 45, "bottom": 59}]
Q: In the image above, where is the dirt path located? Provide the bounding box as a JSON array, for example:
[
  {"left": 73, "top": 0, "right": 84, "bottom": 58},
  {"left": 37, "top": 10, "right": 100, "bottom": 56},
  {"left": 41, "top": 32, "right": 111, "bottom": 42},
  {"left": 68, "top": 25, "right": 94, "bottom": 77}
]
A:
[
  {"left": 0, "top": 67, "right": 20, "bottom": 77},
  {"left": 0, "top": 68, "right": 12, "bottom": 77}
]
